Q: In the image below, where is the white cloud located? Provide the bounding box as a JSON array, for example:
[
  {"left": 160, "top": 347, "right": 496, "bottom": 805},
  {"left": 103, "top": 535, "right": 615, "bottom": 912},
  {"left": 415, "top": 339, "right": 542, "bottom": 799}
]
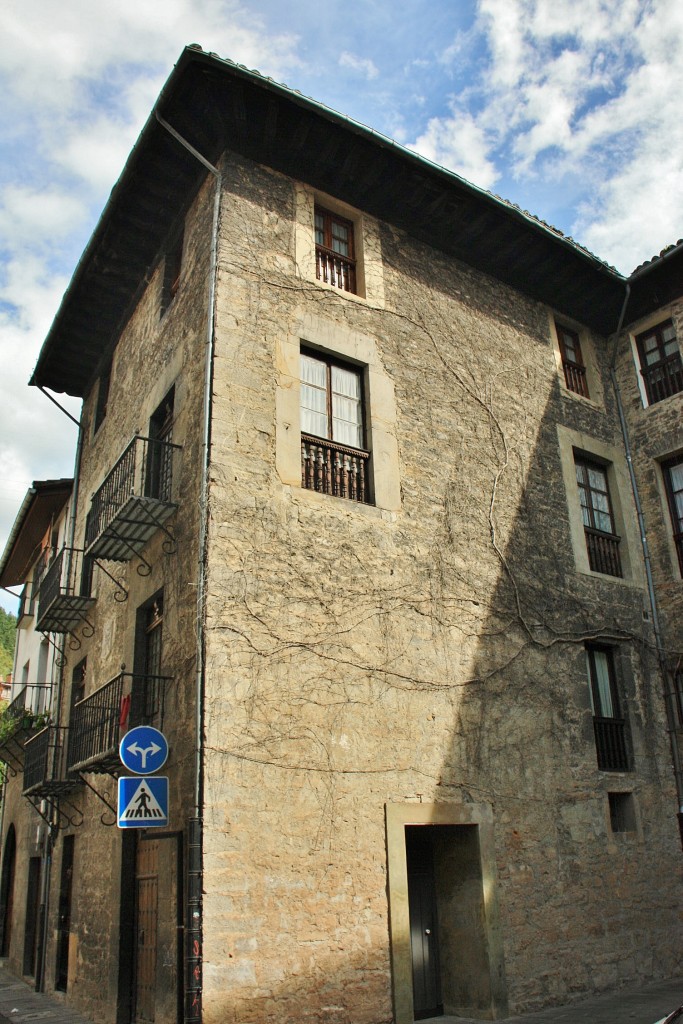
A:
[
  {"left": 339, "top": 52, "right": 379, "bottom": 80},
  {"left": 411, "top": 107, "right": 498, "bottom": 189}
]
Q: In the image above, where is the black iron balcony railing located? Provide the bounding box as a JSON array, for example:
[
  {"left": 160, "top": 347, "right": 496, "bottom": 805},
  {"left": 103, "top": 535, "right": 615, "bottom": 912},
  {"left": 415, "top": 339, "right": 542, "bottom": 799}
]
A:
[
  {"left": 23, "top": 725, "right": 79, "bottom": 797},
  {"left": 301, "top": 434, "right": 370, "bottom": 503},
  {"left": 37, "top": 547, "right": 95, "bottom": 634},
  {"left": 67, "top": 673, "right": 170, "bottom": 775},
  {"left": 0, "top": 687, "right": 50, "bottom": 772},
  {"left": 593, "top": 716, "right": 631, "bottom": 772},
  {"left": 584, "top": 527, "right": 622, "bottom": 577},
  {"left": 85, "top": 435, "right": 180, "bottom": 562},
  {"left": 642, "top": 354, "right": 683, "bottom": 405}
]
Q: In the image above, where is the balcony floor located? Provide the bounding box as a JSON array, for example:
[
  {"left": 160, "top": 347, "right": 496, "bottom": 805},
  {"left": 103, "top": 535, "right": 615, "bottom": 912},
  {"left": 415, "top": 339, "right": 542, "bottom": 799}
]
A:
[
  {"left": 36, "top": 595, "right": 96, "bottom": 633},
  {"left": 86, "top": 495, "right": 177, "bottom": 561}
]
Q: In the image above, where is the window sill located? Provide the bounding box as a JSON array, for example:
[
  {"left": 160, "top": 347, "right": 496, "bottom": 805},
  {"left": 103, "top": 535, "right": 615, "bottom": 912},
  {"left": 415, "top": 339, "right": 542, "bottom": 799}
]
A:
[
  {"left": 575, "top": 565, "right": 645, "bottom": 589},
  {"left": 284, "top": 483, "right": 397, "bottom": 521},
  {"left": 559, "top": 386, "right": 603, "bottom": 411}
]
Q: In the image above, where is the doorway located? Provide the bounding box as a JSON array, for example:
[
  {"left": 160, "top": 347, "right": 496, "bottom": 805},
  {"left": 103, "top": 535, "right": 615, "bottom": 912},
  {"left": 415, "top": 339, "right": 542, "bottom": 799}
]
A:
[
  {"left": 23, "top": 857, "right": 41, "bottom": 977},
  {"left": 386, "top": 803, "right": 508, "bottom": 1024},
  {"left": 55, "top": 836, "right": 75, "bottom": 991},
  {"left": 406, "top": 827, "right": 442, "bottom": 1019},
  {"left": 0, "top": 825, "right": 17, "bottom": 957},
  {"left": 120, "top": 832, "right": 182, "bottom": 1024}
]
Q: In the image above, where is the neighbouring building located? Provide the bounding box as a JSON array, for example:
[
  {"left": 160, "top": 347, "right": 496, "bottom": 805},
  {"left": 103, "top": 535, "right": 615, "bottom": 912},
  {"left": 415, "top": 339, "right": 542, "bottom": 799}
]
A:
[{"left": 0, "top": 45, "right": 681, "bottom": 1024}]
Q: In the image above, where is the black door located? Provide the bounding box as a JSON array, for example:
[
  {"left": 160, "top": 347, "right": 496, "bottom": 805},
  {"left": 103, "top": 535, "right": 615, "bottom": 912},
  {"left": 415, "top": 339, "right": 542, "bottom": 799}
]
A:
[
  {"left": 55, "top": 836, "right": 75, "bottom": 991},
  {"left": 406, "top": 827, "right": 443, "bottom": 1019},
  {"left": 23, "top": 858, "right": 41, "bottom": 977}
]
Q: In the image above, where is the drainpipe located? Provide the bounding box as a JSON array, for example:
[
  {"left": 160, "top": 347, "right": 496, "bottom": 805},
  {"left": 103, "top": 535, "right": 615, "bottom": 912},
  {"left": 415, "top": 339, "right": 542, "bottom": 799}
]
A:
[
  {"left": 608, "top": 285, "right": 683, "bottom": 813},
  {"left": 155, "top": 110, "right": 221, "bottom": 1023}
]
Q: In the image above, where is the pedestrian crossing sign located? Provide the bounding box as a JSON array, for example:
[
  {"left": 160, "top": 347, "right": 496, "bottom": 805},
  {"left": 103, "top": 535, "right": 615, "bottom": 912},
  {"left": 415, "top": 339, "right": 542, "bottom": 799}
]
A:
[{"left": 117, "top": 776, "right": 169, "bottom": 829}]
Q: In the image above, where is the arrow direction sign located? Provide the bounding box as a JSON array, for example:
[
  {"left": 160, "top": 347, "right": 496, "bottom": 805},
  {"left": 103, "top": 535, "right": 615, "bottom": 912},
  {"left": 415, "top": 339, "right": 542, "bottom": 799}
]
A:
[
  {"left": 119, "top": 725, "right": 168, "bottom": 775},
  {"left": 118, "top": 776, "right": 169, "bottom": 829}
]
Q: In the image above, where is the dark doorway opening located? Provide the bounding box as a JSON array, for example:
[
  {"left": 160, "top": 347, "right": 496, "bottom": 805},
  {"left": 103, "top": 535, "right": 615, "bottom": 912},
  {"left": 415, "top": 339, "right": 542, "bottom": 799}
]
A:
[
  {"left": 55, "top": 835, "right": 75, "bottom": 991},
  {"left": 406, "top": 824, "right": 491, "bottom": 1020},
  {"left": 23, "top": 857, "right": 41, "bottom": 977},
  {"left": 0, "top": 824, "right": 17, "bottom": 957}
]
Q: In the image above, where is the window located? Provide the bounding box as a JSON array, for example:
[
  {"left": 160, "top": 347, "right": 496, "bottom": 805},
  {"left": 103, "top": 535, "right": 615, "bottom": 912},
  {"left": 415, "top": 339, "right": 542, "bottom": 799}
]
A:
[
  {"left": 556, "top": 323, "right": 589, "bottom": 398},
  {"left": 575, "top": 457, "right": 622, "bottom": 577},
  {"left": 145, "top": 387, "right": 175, "bottom": 502},
  {"left": 314, "top": 206, "right": 356, "bottom": 293},
  {"left": 300, "top": 349, "right": 370, "bottom": 503},
  {"left": 161, "top": 229, "right": 184, "bottom": 315},
  {"left": 636, "top": 319, "right": 683, "bottom": 404},
  {"left": 586, "top": 645, "right": 631, "bottom": 772},
  {"left": 94, "top": 359, "right": 112, "bottom": 433},
  {"left": 663, "top": 457, "right": 683, "bottom": 576},
  {"left": 134, "top": 592, "right": 164, "bottom": 723},
  {"left": 608, "top": 792, "right": 636, "bottom": 833},
  {"left": 70, "top": 658, "right": 86, "bottom": 710}
]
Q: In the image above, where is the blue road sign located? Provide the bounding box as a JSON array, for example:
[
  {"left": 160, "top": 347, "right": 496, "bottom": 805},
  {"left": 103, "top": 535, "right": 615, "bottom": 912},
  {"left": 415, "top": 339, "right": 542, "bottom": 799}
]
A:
[
  {"left": 118, "top": 776, "right": 169, "bottom": 829},
  {"left": 119, "top": 725, "right": 168, "bottom": 774}
]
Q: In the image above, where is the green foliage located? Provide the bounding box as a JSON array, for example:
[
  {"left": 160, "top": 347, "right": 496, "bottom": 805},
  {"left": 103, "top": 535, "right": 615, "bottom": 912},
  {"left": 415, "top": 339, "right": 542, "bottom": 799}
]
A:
[{"left": 0, "top": 607, "right": 17, "bottom": 679}]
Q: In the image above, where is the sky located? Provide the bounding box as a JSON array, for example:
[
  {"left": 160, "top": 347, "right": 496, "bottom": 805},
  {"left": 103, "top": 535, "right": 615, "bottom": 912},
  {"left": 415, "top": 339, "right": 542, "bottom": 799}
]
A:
[{"left": 1, "top": 0, "right": 682, "bottom": 612}]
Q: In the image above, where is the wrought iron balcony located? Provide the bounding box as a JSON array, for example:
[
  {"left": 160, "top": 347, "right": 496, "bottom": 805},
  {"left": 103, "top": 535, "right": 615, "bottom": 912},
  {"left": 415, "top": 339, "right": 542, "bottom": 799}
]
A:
[
  {"left": 593, "top": 716, "right": 631, "bottom": 772},
  {"left": 0, "top": 687, "right": 50, "bottom": 772},
  {"left": 84, "top": 435, "right": 180, "bottom": 563},
  {"left": 23, "top": 726, "right": 79, "bottom": 797},
  {"left": 67, "top": 672, "right": 170, "bottom": 775},
  {"left": 36, "top": 547, "right": 95, "bottom": 634}
]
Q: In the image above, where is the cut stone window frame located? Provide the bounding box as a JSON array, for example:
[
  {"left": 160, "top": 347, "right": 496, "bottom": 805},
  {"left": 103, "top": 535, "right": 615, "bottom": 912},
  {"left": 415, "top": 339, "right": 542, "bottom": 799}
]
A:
[
  {"left": 574, "top": 456, "right": 623, "bottom": 577},
  {"left": 548, "top": 314, "right": 601, "bottom": 405},
  {"left": 557, "top": 426, "right": 644, "bottom": 586},
  {"left": 294, "top": 184, "right": 385, "bottom": 307},
  {"left": 300, "top": 348, "right": 370, "bottom": 504},
  {"left": 276, "top": 314, "right": 400, "bottom": 513},
  {"left": 634, "top": 318, "right": 683, "bottom": 405}
]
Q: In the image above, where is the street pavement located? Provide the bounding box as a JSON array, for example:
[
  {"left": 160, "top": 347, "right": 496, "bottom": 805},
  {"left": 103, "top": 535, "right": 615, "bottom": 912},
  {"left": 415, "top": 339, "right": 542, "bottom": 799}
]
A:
[{"left": 0, "top": 959, "right": 679, "bottom": 1024}]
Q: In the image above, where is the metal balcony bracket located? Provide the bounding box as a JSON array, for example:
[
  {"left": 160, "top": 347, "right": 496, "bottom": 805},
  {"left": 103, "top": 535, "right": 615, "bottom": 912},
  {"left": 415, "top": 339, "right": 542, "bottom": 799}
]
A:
[
  {"left": 24, "top": 794, "right": 79, "bottom": 831},
  {"left": 40, "top": 632, "right": 66, "bottom": 668},
  {"left": 79, "top": 773, "right": 117, "bottom": 826},
  {"left": 67, "top": 633, "right": 83, "bottom": 653},
  {"left": 81, "top": 616, "right": 95, "bottom": 639},
  {"left": 93, "top": 560, "right": 128, "bottom": 602},
  {"left": 136, "top": 552, "right": 153, "bottom": 578}
]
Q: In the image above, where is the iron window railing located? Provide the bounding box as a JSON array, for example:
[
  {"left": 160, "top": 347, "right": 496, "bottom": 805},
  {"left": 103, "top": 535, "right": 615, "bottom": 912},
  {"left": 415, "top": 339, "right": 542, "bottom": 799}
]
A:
[
  {"left": 22, "top": 725, "right": 72, "bottom": 794},
  {"left": 36, "top": 547, "right": 93, "bottom": 632},
  {"left": 85, "top": 434, "right": 180, "bottom": 552},
  {"left": 593, "top": 716, "right": 631, "bottom": 772},
  {"left": 66, "top": 673, "right": 169, "bottom": 773}
]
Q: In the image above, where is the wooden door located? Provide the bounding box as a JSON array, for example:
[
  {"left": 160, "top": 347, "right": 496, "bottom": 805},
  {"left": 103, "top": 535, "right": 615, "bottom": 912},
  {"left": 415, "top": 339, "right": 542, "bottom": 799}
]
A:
[{"left": 134, "top": 839, "right": 159, "bottom": 1023}]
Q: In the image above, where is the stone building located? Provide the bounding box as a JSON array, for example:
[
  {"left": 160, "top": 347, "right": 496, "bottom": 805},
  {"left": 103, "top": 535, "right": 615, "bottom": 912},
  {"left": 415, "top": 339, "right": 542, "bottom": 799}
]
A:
[{"left": 0, "top": 45, "right": 681, "bottom": 1024}]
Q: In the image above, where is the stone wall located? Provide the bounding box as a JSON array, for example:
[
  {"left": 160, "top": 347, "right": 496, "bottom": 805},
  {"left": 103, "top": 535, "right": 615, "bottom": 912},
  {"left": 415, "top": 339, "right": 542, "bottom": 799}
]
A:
[{"left": 201, "top": 152, "right": 681, "bottom": 1023}]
